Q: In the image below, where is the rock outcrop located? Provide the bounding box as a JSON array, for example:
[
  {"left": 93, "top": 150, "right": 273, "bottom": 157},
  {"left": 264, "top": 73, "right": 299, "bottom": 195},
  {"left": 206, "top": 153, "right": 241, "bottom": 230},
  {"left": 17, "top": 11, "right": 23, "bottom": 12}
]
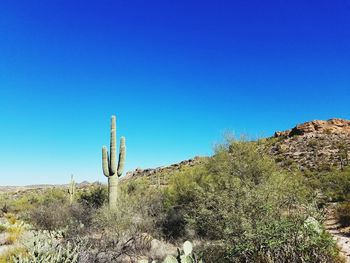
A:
[
  {"left": 271, "top": 119, "right": 350, "bottom": 171},
  {"left": 274, "top": 119, "right": 350, "bottom": 138}
]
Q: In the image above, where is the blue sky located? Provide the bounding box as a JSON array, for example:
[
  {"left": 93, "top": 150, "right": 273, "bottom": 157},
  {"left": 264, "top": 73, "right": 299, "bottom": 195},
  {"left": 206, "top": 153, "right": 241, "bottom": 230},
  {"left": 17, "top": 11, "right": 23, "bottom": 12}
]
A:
[{"left": 0, "top": 0, "right": 349, "bottom": 185}]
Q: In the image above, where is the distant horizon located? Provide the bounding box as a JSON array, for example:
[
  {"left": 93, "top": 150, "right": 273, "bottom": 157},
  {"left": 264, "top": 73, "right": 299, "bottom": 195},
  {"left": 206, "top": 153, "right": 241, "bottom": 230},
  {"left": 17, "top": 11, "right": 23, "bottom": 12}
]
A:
[
  {"left": 1, "top": 115, "right": 348, "bottom": 186},
  {"left": 1, "top": 0, "right": 349, "bottom": 185},
  {"left": 1, "top": 115, "right": 348, "bottom": 187}
]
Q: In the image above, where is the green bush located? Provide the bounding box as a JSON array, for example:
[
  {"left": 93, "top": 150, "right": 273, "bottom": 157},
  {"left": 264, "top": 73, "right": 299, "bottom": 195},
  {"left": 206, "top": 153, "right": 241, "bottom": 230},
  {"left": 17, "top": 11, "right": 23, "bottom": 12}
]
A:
[
  {"left": 29, "top": 201, "right": 71, "bottom": 230},
  {"left": 28, "top": 201, "right": 91, "bottom": 232},
  {"left": 80, "top": 184, "right": 165, "bottom": 260},
  {"left": 1, "top": 137, "right": 345, "bottom": 262},
  {"left": 78, "top": 184, "right": 108, "bottom": 209},
  {"left": 305, "top": 168, "right": 350, "bottom": 202},
  {"left": 163, "top": 138, "right": 340, "bottom": 262},
  {"left": 1, "top": 188, "right": 69, "bottom": 219},
  {"left": 162, "top": 208, "right": 186, "bottom": 239},
  {"left": 92, "top": 183, "right": 163, "bottom": 237}
]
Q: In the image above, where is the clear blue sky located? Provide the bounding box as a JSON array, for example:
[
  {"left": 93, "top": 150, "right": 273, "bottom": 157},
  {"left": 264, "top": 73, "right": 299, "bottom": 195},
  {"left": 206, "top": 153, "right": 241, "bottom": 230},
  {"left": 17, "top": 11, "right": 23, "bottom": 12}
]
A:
[{"left": 0, "top": 0, "right": 349, "bottom": 185}]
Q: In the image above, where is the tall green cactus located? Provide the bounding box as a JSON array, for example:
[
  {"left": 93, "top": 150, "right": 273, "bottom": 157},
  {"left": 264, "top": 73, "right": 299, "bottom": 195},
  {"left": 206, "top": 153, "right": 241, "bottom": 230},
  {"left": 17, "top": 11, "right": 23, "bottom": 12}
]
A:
[
  {"left": 68, "top": 174, "right": 76, "bottom": 204},
  {"left": 102, "top": 115, "right": 126, "bottom": 209}
]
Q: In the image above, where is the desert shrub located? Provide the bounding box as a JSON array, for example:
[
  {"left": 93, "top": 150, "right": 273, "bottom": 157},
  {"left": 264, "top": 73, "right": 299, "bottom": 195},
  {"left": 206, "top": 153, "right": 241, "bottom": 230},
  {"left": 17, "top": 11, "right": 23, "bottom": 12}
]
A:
[
  {"left": 4, "top": 233, "right": 17, "bottom": 245},
  {"left": 3, "top": 188, "right": 69, "bottom": 220},
  {"left": 29, "top": 201, "right": 71, "bottom": 230},
  {"left": 28, "top": 200, "right": 93, "bottom": 235},
  {"left": 163, "top": 138, "right": 340, "bottom": 262},
  {"left": 6, "top": 224, "right": 24, "bottom": 244},
  {"left": 91, "top": 205, "right": 154, "bottom": 251},
  {"left": 0, "top": 219, "right": 28, "bottom": 246},
  {"left": 0, "top": 194, "right": 16, "bottom": 215},
  {"left": 80, "top": 180, "right": 165, "bottom": 261},
  {"left": 0, "top": 247, "right": 28, "bottom": 263},
  {"left": 78, "top": 184, "right": 108, "bottom": 209},
  {"left": 336, "top": 202, "right": 350, "bottom": 227},
  {"left": 67, "top": 202, "right": 94, "bottom": 230},
  {"left": 222, "top": 217, "right": 338, "bottom": 263},
  {"left": 1, "top": 203, "right": 9, "bottom": 214},
  {"left": 162, "top": 208, "right": 186, "bottom": 239},
  {"left": 305, "top": 168, "right": 350, "bottom": 202},
  {"left": 5, "top": 212, "right": 17, "bottom": 224},
  {"left": 40, "top": 188, "right": 68, "bottom": 205},
  {"left": 24, "top": 185, "right": 106, "bottom": 232},
  {"left": 92, "top": 185, "right": 163, "bottom": 238}
]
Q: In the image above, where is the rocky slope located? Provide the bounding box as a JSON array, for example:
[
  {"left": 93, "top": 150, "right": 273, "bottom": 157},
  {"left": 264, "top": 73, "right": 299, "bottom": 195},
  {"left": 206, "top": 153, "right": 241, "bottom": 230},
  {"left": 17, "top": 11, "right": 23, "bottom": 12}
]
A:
[
  {"left": 2, "top": 118, "right": 349, "bottom": 190},
  {"left": 124, "top": 119, "right": 350, "bottom": 177},
  {"left": 270, "top": 118, "right": 350, "bottom": 171},
  {"left": 124, "top": 156, "right": 206, "bottom": 179}
]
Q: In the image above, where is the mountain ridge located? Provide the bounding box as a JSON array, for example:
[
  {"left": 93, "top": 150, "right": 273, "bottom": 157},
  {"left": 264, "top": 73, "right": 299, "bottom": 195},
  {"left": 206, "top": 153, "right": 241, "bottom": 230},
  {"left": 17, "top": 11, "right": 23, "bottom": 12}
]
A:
[{"left": 1, "top": 118, "right": 349, "bottom": 191}]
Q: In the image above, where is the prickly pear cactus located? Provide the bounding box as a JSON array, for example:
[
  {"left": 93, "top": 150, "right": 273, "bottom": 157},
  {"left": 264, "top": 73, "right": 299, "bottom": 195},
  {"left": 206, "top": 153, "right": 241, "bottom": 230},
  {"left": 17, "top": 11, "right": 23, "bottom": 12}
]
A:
[
  {"left": 161, "top": 241, "right": 202, "bottom": 263},
  {"left": 102, "top": 115, "right": 126, "bottom": 209},
  {"left": 163, "top": 255, "right": 179, "bottom": 263},
  {"left": 12, "top": 230, "right": 82, "bottom": 263},
  {"left": 183, "top": 241, "right": 193, "bottom": 256}
]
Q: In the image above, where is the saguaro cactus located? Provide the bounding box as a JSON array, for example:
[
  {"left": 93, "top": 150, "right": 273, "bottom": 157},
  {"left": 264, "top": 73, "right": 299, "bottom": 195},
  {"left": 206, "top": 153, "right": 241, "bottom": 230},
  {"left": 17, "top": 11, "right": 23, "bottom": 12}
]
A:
[
  {"left": 68, "top": 174, "right": 76, "bottom": 204},
  {"left": 102, "top": 115, "right": 126, "bottom": 209}
]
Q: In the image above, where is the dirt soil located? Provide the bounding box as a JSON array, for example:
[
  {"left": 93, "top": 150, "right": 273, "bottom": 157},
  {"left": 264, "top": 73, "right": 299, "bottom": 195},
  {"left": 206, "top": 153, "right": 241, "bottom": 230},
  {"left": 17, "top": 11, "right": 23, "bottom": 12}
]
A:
[
  {"left": 325, "top": 203, "right": 350, "bottom": 263},
  {"left": 0, "top": 232, "right": 17, "bottom": 257}
]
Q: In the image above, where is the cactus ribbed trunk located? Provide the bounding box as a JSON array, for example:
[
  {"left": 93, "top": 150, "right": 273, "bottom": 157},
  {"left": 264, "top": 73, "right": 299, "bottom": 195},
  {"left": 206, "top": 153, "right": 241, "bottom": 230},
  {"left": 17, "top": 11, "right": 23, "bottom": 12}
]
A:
[
  {"left": 108, "top": 176, "right": 118, "bottom": 209},
  {"left": 102, "top": 115, "right": 126, "bottom": 210},
  {"left": 69, "top": 193, "right": 74, "bottom": 204}
]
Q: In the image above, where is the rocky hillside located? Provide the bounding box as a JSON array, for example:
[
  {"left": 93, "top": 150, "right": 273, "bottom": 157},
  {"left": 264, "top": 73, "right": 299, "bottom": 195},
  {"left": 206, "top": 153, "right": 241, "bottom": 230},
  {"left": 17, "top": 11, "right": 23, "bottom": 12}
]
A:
[
  {"left": 2, "top": 119, "right": 349, "bottom": 191},
  {"left": 119, "top": 119, "right": 350, "bottom": 179},
  {"left": 270, "top": 118, "right": 350, "bottom": 171},
  {"left": 124, "top": 156, "right": 207, "bottom": 179}
]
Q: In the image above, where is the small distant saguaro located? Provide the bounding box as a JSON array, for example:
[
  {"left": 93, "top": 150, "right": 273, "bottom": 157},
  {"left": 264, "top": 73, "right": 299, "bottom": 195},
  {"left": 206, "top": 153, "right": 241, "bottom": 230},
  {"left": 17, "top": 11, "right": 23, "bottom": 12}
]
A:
[
  {"left": 102, "top": 115, "right": 126, "bottom": 209},
  {"left": 68, "top": 174, "right": 76, "bottom": 204}
]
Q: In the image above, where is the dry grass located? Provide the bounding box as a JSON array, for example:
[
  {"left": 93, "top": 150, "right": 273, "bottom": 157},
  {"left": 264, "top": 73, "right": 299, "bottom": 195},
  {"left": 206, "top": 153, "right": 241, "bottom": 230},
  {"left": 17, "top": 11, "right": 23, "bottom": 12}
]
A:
[
  {"left": 4, "top": 213, "right": 17, "bottom": 225},
  {"left": 0, "top": 247, "right": 27, "bottom": 263}
]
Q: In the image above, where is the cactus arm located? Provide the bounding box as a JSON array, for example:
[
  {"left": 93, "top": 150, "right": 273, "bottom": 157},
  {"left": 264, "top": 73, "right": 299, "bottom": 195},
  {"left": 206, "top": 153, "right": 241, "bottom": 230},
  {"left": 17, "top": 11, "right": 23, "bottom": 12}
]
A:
[
  {"left": 102, "top": 146, "right": 110, "bottom": 177},
  {"left": 109, "top": 115, "right": 117, "bottom": 174},
  {"left": 117, "top": 136, "right": 126, "bottom": 177}
]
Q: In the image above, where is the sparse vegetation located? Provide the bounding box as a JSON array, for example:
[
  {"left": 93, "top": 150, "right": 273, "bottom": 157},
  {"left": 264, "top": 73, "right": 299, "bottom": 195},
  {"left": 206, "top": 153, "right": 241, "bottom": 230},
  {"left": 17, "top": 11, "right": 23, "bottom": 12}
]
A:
[
  {"left": 161, "top": 139, "right": 340, "bottom": 262},
  {"left": 0, "top": 136, "right": 346, "bottom": 262},
  {"left": 305, "top": 167, "right": 350, "bottom": 202}
]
